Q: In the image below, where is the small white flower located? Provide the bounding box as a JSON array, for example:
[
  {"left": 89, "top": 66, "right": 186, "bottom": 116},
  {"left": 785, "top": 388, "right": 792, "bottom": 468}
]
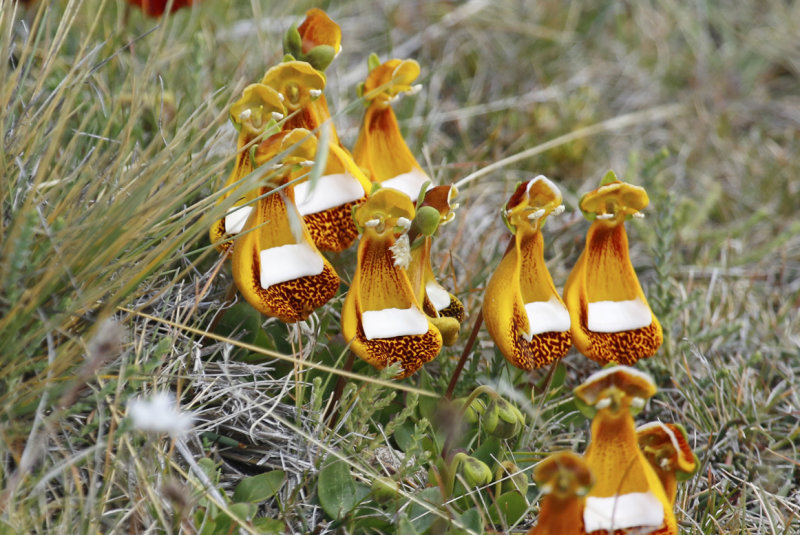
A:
[
  {"left": 390, "top": 234, "right": 411, "bottom": 269},
  {"left": 128, "top": 392, "right": 194, "bottom": 438}
]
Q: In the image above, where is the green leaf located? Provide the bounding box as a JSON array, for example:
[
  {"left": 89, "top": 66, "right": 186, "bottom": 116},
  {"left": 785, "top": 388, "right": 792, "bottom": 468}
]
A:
[
  {"left": 472, "top": 436, "right": 501, "bottom": 467},
  {"left": 367, "top": 52, "right": 381, "bottom": 72},
  {"left": 253, "top": 517, "right": 285, "bottom": 533},
  {"left": 458, "top": 508, "right": 483, "bottom": 533},
  {"left": 407, "top": 487, "right": 443, "bottom": 533},
  {"left": 489, "top": 490, "right": 528, "bottom": 526},
  {"left": 317, "top": 458, "right": 357, "bottom": 520},
  {"left": 233, "top": 470, "right": 285, "bottom": 503}
]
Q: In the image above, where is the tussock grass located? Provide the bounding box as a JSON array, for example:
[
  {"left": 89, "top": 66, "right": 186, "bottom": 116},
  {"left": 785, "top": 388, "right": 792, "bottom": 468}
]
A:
[{"left": 1, "top": 0, "right": 798, "bottom": 533}]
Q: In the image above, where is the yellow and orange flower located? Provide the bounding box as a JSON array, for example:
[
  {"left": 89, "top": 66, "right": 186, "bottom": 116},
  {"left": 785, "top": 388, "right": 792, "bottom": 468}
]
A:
[
  {"left": 483, "top": 176, "right": 572, "bottom": 370},
  {"left": 231, "top": 129, "right": 339, "bottom": 323},
  {"left": 637, "top": 422, "right": 698, "bottom": 506},
  {"left": 527, "top": 452, "right": 593, "bottom": 535},
  {"left": 261, "top": 61, "right": 367, "bottom": 251},
  {"left": 574, "top": 366, "right": 677, "bottom": 535},
  {"left": 210, "top": 84, "right": 286, "bottom": 252},
  {"left": 563, "top": 171, "right": 662, "bottom": 365},
  {"left": 353, "top": 58, "right": 430, "bottom": 202},
  {"left": 341, "top": 188, "right": 443, "bottom": 378},
  {"left": 406, "top": 185, "right": 464, "bottom": 345}
]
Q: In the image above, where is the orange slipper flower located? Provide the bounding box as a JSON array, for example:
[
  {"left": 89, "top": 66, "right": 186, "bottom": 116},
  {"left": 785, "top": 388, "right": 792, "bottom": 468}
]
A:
[
  {"left": 636, "top": 422, "right": 698, "bottom": 506},
  {"left": 231, "top": 129, "right": 339, "bottom": 323},
  {"left": 483, "top": 176, "right": 572, "bottom": 370},
  {"left": 261, "top": 61, "right": 367, "bottom": 251},
  {"left": 406, "top": 185, "right": 464, "bottom": 345},
  {"left": 563, "top": 170, "right": 662, "bottom": 365},
  {"left": 127, "top": 0, "right": 193, "bottom": 17},
  {"left": 353, "top": 58, "right": 430, "bottom": 202},
  {"left": 341, "top": 188, "right": 443, "bottom": 378},
  {"left": 527, "top": 452, "right": 594, "bottom": 535},
  {"left": 209, "top": 84, "right": 286, "bottom": 252},
  {"left": 574, "top": 366, "right": 677, "bottom": 535}
]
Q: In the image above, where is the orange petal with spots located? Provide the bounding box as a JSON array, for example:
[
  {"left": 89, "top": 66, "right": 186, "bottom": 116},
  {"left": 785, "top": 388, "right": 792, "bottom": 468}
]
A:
[
  {"left": 576, "top": 367, "right": 676, "bottom": 535},
  {"left": 341, "top": 190, "right": 442, "bottom": 378},
  {"left": 296, "top": 143, "right": 371, "bottom": 252},
  {"left": 483, "top": 178, "right": 571, "bottom": 370},
  {"left": 563, "top": 221, "right": 662, "bottom": 365},
  {"left": 232, "top": 188, "right": 339, "bottom": 323}
]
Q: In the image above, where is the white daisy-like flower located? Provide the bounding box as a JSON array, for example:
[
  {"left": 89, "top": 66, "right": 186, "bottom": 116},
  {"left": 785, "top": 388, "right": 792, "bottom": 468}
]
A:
[{"left": 128, "top": 392, "right": 195, "bottom": 438}]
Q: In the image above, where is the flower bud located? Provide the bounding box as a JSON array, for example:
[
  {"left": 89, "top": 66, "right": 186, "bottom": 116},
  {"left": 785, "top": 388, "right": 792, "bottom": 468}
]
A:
[
  {"left": 483, "top": 397, "right": 523, "bottom": 439},
  {"left": 459, "top": 456, "right": 493, "bottom": 487},
  {"left": 304, "top": 45, "right": 336, "bottom": 72},
  {"left": 496, "top": 461, "right": 528, "bottom": 494},
  {"left": 283, "top": 24, "right": 302, "bottom": 57},
  {"left": 413, "top": 205, "right": 442, "bottom": 237},
  {"left": 371, "top": 477, "right": 400, "bottom": 504}
]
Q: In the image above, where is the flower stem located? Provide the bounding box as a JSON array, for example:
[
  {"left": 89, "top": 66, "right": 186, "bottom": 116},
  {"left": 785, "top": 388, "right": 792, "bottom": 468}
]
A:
[
  {"left": 325, "top": 351, "right": 355, "bottom": 428},
  {"left": 444, "top": 308, "right": 483, "bottom": 400}
]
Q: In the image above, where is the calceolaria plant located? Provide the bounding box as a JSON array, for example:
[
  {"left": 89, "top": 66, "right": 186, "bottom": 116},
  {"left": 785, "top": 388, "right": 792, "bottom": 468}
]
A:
[
  {"left": 231, "top": 129, "right": 340, "bottom": 322},
  {"left": 261, "top": 60, "right": 369, "bottom": 252},
  {"left": 341, "top": 187, "right": 443, "bottom": 378},
  {"left": 574, "top": 366, "right": 677, "bottom": 534},
  {"left": 483, "top": 176, "right": 572, "bottom": 370},
  {"left": 406, "top": 185, "right": 465, "bottom": 346},
  {"left": 209, "top": 83, "right": 285, "bottom": 251},
  {"left": 564, "top": 170, "right": 663, "bottom": 365},
  {"left": 636, "top": 422, "right": 698, "bottom": 506},
  {"left": 526, "top": 451, "right": 594, "bottom": 535},
  {"left": 353, "top": 57, "right": 430, "bottom": 201}
]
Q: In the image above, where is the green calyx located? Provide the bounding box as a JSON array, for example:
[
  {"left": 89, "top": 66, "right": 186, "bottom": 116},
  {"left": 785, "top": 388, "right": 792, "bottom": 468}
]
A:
[{"left": 483, "top": 397, "right": 525, "bottom": 439}]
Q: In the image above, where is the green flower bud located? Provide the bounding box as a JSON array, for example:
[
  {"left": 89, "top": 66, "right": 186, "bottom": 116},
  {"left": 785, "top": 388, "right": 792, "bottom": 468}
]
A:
[
  {"left": 283, "top": 24, "right": 302, "bottom": 57},
  {"left": 496, "top": 461, "right": 528, "bottom": 494},
  {"left": 413, "top": 205, "right": 441, "bottom": 237},
  {"left": 459, "top": 456, "right": 493, "bottom": 487},
  {"left": 371, "top": 477, "right": 400, "bottom": 504},
  {"left": 303, "top": 44, "right": 336, "bottom": 72},
  {"left": 483, "top": 398, "right": 522, "bottom": 439}
]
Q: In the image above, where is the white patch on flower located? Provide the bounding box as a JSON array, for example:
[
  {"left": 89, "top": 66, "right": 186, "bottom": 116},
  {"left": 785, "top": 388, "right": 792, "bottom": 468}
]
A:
[
  {"left": 224, "top": 205, "right": 253, "bottom": 235},
  {"left": 633, "top": 211, "right": 645, "bottom": 219},
  {"left": 309, "top": 89, "right": 322, "bottom": 98},
  {"left": 362, "top": 306, "right": 429, "bottom": 340},
  {"left": 294, "top": 172, "right": 365, "bottom": 215},
  {"left": 259, "top": 243, "right": 324, "bottom": 288},
  {"left": 527, "top": 175, "right": 561, "bottom": 197},
  {"left": 595, "top": 397, "right": 612, "bottom": 410},
  {"left": 390, "top": 234, "right": 411, "bottom": 269},
  {"left": 128, "top": 392, "right": 194, "bottom": 437},
  {"left": 587, "top": 298, "right": 652, "bottom": 332},
  {"left": 554, "top": 204, "right": 565, "bottom": 215},
  {"left": 583, "top": 492, "right": 664, "bottom": 532},
  {"left": 380, "top": 168, "right": 430, "bottom": 201},
  {"left": 596, "top": 213, "right": 615, "bottom": 220},
  {"left": 631, "top": 397, "right": 646, "bottom": 410},
  {"left": 527, "top": 208, "right": 546, "bottom": 221},
  {"left": 271, "top": 111, "right": 284, "bottom": 121},
  {"left": 396, "top": 217, "right": 412, "bottom": 230},
  {"left": 425, "top": 281, "right": 451, "bottom": 311},
  {"left": 522, "top": 298, "right": 570, "bottom": 338},
  {"left": 238, "top": 109, "right": 252, "bottom": 121},
  {"left": 364, "top": 218, "right": 381, "bottom": 227}
]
